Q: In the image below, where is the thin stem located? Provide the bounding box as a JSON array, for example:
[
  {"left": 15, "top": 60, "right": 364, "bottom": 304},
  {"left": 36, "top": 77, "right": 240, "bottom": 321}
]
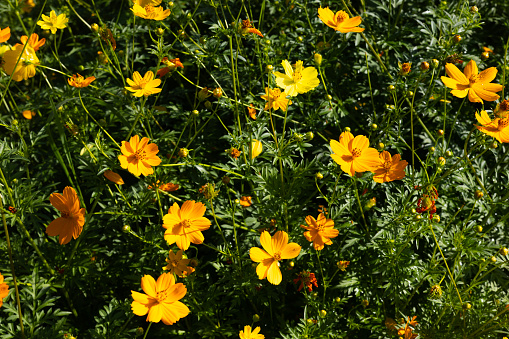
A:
[{"left": 142, "top": 322, "right": 153, "bottom": 339}]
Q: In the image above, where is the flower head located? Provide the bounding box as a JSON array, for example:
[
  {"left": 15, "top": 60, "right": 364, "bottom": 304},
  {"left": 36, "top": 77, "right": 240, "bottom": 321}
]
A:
[
  {"left": 475, "top": 110, "right": 509, "bottom": 143},
  {"left": 301, "top": 213, "right": 339, "bottom": 250},
  {"left": 372, "top": 151, "right": 408, "bottom": 183},
  {"left": 163, "top": 200, "right": 211, "bottom": 251},
  {"left": 0, "top": 273, "right": 9, "bottom": 307},
  {"left": 20, "top": 0, "right": 35, "bottom": 13},
  {"left": 240, "top": 20, "right": 263, "bottom": 37},
  {"left": 22, "top": 110, "right": 35, "bottom": 119},
  {"left": 249, "top": 231, "right": 301, "bottom": 285},
  {"left": 2, "top": 43, "right": 39, "bottom": 82},
  {"left": 440, "top": 59, "right": 503, "bottom": 103},
  {"left": 163, "top": 249, "right": 191, "bottom": 277},
  {"left": 132, "top": 0, "right": 162, "bottom": 6},
  {"left": 416, "top": 185, "right": 438, "bottom": 219},
  {"left": 251, "top": 139, "right": 263, "bottom": 159},
  {"left": 131, "top": 273, "right": 189, "bottom": 325},
  {"left": 0, "top": 27, "right": 10, "bottom": 43},
  {"left": 20, "top": 33, "right": 46, "bottom": 51},
  {"left": 240, "top": 196, "right": 252, "bottom": 207},
  {"left": 157, "top": 57, "right": 184, "bottom": 77},
  {"left": 126, "top": 71, "right": 162, "bottom": 97},
  {"left": 148, "top": 181, "right": 179, "bottom": 191},
  {"left": 293, "top": 271, "right": 318, "bottom": 292},
  {"left": 37, "top": 11, "right": 69, "bottom": 34},
  {"left": 103, "top": 170, "right": 124, "bottom": 185},
  {"left": 68, "top": 74, "right": 96, "bottom": 88},
  {"left": 330, "top": 131, "right": 380, "bottom": 176},
  {"left": 260, "top": 87, "right": 291, "bottom": 111},
  {"left": 399, "top": 62, "right": 411, "bottom": 76},
  {"left": 337, "top": 260, "right": 350, "bottom": 271},
  {"left": 274, "top": 60, "right": 320, "bottom": 97},
  {"left": 318, "top": 7, "right": 364, "bottom": 33},
  {"left": 247, "top": 104, "right": 257, "bottom": 119},
  {"left": 239, "top": 325, "right": 264, "bottom": 339},
  {"left": 46, "top": 187, "right": 86, "bottom": 245},
  {"left": 131, "top": 4, "right": 171, "bottom": 20},
  {"left": 118, "top": 135, "right": 161, "bottom": 176}
]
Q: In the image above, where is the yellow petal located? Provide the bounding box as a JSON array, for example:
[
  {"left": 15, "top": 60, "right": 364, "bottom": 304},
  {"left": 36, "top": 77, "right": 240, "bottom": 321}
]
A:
[
  {"left": 267, "top": 261, "right": 282, "bottom": 285},
  {"left": 478, "top": 67, "right": 498, "bottom": 84},
  {"left": 271, "top": 231, "right": 289, "bottom": 253},
  {"left": 280, "top": 242, "right": 301, "bottom": 259},
  {"left": 464, "top": 59, "right": 478, "bottom": 79},
  {"left": 445, "top": 63, "right": 468, "bottom": 84},
  {"left": 450, "top": 89, "right": 469, "bottom": 98},
  {"left": 250, "top": 247, "right": 272, "bottom": 262}
]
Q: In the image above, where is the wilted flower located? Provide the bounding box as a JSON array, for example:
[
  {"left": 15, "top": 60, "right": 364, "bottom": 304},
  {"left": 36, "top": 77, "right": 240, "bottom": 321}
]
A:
[
  {"left": 20, "top": 0, "right": 35, "bottom": 13},
  {"left": 399, "top": 62, "right": 411, "bottom": 76},
  {"left": 37, "top": 10, "right": 69, "bottom": 34},
  {"left": 247, "top": 104, "right": 257, "bottom": 119},
  {"left": 240, "top": 20, "right": 263, "bottom": 37},
  {"left": 68, "top": 74, "right": 96, "bottom": 88},
  {"left": 416, "top": 185, "right": 438, "bottom": 219},
  {"left": 293, "top": 271, "right": 318, "bottom": 292},
  {"left": 199, "top": 183, "right": 219, "bottom": 200},
  {"left": 273, "top": 60, "right": 320, "bottom": 97},
  {"left": 157, "top": 57, "right": 184, "bottom": 77},
  {"left": 318, "top": 7, "right": 364, "bottom": 33},
  {"left": 240, "top": 196, "right": 252, "bottom": 207},
  {"left": 99, "top": 26, "right": 116, "bottom": 50},
  {"left": 198, "top": 87, "right": 211, "bottom": 101},
  {"left": 46, "top": 187, "right": 86, "bottom": 245},
  {"left": 250, "top": 231, "right": 301, "bottom": 285},
  {"left": 337, "top": 260, "right": 350, "bottom": 271},
  {"left": 228, "top": 147, "right": 241, "bottom": 159}
]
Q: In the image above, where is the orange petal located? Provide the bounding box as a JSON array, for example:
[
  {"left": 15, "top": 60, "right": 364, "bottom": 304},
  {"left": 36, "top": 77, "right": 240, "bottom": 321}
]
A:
[
  {"left": 464, "top": 59, "right": 478, "bottom": 79},
  {"left": 280, "top": 242, "right": 301, "bottom": 259},
  {"left": 478, "top": 67, "right": 498, "bottom": 84},
  {"left": 445, "top": 63, "right": 468, "bottom": 84},
  {"left": 140, "top": 275, "right": 157, "bottom": 297},
  {"left": 267, "top": 261, "right": 282, "bottom": 285},
  {"left": 271, "top": 231, "right": 289, "bottom": 253}
]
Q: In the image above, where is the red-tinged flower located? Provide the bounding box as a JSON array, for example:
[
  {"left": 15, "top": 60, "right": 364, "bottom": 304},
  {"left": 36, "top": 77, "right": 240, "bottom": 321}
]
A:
[
  {"left": 247, "top": 104, "right": 257, "bottom": 120},
  {"left": 131, "top": 273, "right": 189, "bottom": 325},
  {"left": 68, "top": 74, "right": 96, "bottom": 88},
  {"left": 157, "top": 57, "right": 184, "bottom": 77},
  {"left": 293, "top": 271, "right": 318, "bottom": 292},
  {"left": 46, "top": 187, "right": 86, "bottom": 245},
  {"left": 337, "top": 260, "right": 350, "bottom": 271}
]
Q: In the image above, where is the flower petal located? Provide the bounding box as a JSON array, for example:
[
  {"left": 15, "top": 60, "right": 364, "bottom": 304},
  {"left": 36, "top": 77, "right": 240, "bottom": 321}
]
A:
[
  {"left": 445, "top": 63, "right": 468, "bottom": 84},
  {"left": 464, "top": 59, "right": 478, "bottom": 79},
  {"left": 267, "top": 261, "right": 282, "bottom": 285}
]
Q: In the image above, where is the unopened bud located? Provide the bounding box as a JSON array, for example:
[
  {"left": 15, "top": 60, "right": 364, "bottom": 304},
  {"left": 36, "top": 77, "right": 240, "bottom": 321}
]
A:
[
  {"left": 420, "top": 61, "right": 430, "bottom": 71},
  {"left": 314, "top": 53, "right": 322, "bottom": 66},
  {"left": 122, "top": 225, "right": 131, "bottom": 233}
]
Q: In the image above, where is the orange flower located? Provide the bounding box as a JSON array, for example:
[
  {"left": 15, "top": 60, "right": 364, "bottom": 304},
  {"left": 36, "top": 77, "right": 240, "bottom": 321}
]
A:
[
  {"left": 229, "top": 147, "right": 241, "bottom": 159},
  {"left": 337, "top": 260, "right": 350, "bottom": 271},
  {"left": 68, "top": 74, "right": 96, "bottom": 88},
  {"left": 318, "top": 7, "right": 364, "bottom": 33},
  {"left": 162, "top": 200, "right": 211, "bottom": 250},
  {"left": 260, "top": 87, "right": 292, "bottom": 111},
  {"left": 475, "top": 110, "right": 509, "bottom": 143},
  {"left": 240, "top": 196, "right": 252, "bottom": 207},
  {"left": 301, "top": 213, "right": 339, "bottom": 250},
  {"left": 0, "top": 27, "right": 11, "bottom": 43},
  {"left": 249, "top": 231, "right": 301, "bottom": 285},
  {"left": 20, "top": 33, "right": 46, "bottom": 51},
  {"left": 0, "top": 273, "right": 9, "bottom": 307},
  {"left": 372, "top": 151, "right": 408, "bottom": 183},
  {"left": 46, "top": 187, "right": 86, "bottom": 245},
  {"left": 163, "top": 249, "right": 191, "bottom": 277},
  {"left": 22, "top": 110, "right": 35, "bottom": 119},
  {"left": 330, "top": 131, "right": 380, "bottom": 176},
  {"left": 247, "top": 104, "right": 257, "bottom": 120},
  {"left": 293, "top": 271, "right": 318, "bottom": 292},
  {"left": 240, "top": 20, "right": 263, "bottom": 37},
  {"left": 103, "top": 170, "right": 124, "bottom": 185},
  {"left": 239, "top": 325, "right": 265, "bottom": 339},
  {"left": 20, "top": 0, "right": 35, "bottom": 13},
  {"left": 131, "top": 273, "right": 189, "bottom": 325},
  {"left": 118, "top": 135, "right": 161, "bottom": 176},
  {"left": 399, "top": 62, "right": 411, "bottom": 76},
  {"left": 157, "top": 57, "right": 184, "bottom": 77},
  {"left": 441, "top": 59, "right": 503, "bottom": 103}
]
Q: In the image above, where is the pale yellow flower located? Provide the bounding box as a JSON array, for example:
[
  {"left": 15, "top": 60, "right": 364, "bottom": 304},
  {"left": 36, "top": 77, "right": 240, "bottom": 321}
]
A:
[{"left": 274, "top": 60, "right": 320, "bottom": 96}]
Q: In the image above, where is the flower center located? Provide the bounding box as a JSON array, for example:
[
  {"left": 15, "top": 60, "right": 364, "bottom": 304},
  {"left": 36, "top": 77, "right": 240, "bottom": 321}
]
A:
[
  {"left": 61, "top": 211, "right": 71, "bottom": 218},
  {"left": 317, "top": 224, "right": 325, "bottom": 232},
  {"left": 336, "top": 10, "right": 349, "bottom": 23},
  {"left": 273, "top": 252, "right": 282, "bottom": 261},
  {"left": 383, "top": 160, "right": 392, "bottom": 170},
  {"left": 155, "top": 288, "right": 168, "bottom": 302},
  {"left": 144, "top": 5, "right": 155, "bottom": 13},
  {"left": 134, "top": 149, "right": 147, "bottom": 160},
  {"left": 469, "top": 74, "right": 479, "bottom": 85},
  {"left": 171, "top": 260, "right": 179, "bottom": 268},
  {"left": 292, "top": 71, "right": 302, "bottom": 83},
  {"left": 498, "top": 118, "right": 509, "bottom": 130},
  {"left": 180, "top": 219, "right": 192, "bottom": 228},
  {"left": 351, "top": 148, "right": 362, "bottom": 158}
]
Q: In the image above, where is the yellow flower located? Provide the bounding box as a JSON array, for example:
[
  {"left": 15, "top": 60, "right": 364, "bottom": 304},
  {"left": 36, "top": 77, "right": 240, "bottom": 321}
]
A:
[
  {"left": 330, "top": 131, "right": 380, "bottom": 176},
  {"left": 131, "top": 273, "right": 189, "bottom": 325},
  {"left": 239, "top": 325, "right": 265, "bottom": 339},
  {"left": 0, "top": 27, "right": 10, "bottom": 43},
  {"left": 131, "top": 4, "right": 171, "bottom": 20},
  {"left": 37, "top": 10, "right": 69, "bottom": 34},
  {"left": 260, "top": 87, "right": 292, "bottom": 111},
  {"left": 163, "top": 249, "right": 191, "bottom": 277},
  {"left": 440, "top": 59, "right": 503, "bottom": 103},
  {"left": 273, "top": 60, "right": 320, "bottom": 97},
  {"left": 318, "top": 7, "right": 365, "bottom": 33},
  {"left": 251, "top": 139, "right": 263, "bottom": 159},
  {"left": 125, "top": 71, "right": 162, "bottom": 97},
  {"left": 46, "top": 187, "right": 86, "bottom": 245},
  {"left": 103, "top": 170, "right": 125, "bottom": 185},
  {"left": 68, "top": 74, "right": 96, "bottom": 88},
  {"left": 118, "top": 135, "right": 162, "bottom": 176},
  {"left": 0, "top": 273, "right": 9, "bottom": 307},
  {"left": 249, "top": 231, "right": 301, "bottom": 285},
  {"left": 300, "top": 213, "right": 339, "bottom": 250},
  {"left": 132, "top": 0, "right": 162, "bottom": 6},
  {"left": 162, "top": 200, "right": 211, "bottom": 251},
  {"left": 20, "top": 33, "right": 46, "bottom": 52},
  {"left": 372, "top": 151, "right": 408, "bottom": 183},
  {"left": 2, "top": 44, "right": 39, "bottom": 82},
  {"left": 475, "top": 110, "right": 509, "bottom": 143}
]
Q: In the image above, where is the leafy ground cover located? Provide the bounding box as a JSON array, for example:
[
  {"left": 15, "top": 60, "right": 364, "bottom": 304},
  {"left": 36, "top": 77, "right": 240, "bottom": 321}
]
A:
[{"left": 1, "top": 0, "right": 509, "bottom": 338}]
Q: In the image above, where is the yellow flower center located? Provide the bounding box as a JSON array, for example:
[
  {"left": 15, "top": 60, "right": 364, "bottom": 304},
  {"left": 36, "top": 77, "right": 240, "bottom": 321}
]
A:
[
  {"left": 497, "top": 118, "right": 509, "bottom": 130},
  {"left": 351, "top": 148, "right": 362, "bottom": 158},
  {"left": 469, "top": 74, "right": 479, "bottom": 85},
  {"left": 336, "top": 10, "right": 349, "bottom": 23},
  {"left": 273, "top": 252, "right": 282, "bottom": 261},
  {"left": 134, "top": 149, "right": 147, "bottom": 160},
  {"left": 383, "top": 160, "right": 392, "bottom": 170},
  {"left": 144, "top": 5, "right": 155, "bottom": 13},
  {"left": 136, "top": 78, "right": 149, "bottom": 89},
  {"left": 155, "top": 288, "right": 169, "bottom": 302},
  {"left": 292, "top": 71, "right": 303, "bottom": 83},
  {"left": 180, "top": 219, "right": 192, "bottom": 228}
]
